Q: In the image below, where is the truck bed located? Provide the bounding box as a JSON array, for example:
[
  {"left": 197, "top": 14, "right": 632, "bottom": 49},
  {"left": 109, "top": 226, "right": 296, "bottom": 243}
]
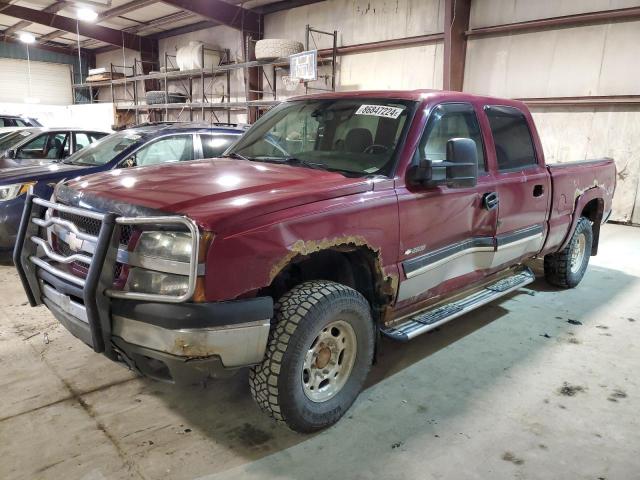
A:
[{"left": 544, "top": 158, "right": 616, "bottom": 254}]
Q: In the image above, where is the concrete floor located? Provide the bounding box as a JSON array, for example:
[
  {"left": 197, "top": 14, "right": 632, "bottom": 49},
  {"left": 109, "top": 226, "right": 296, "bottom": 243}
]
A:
[{"left": 1, "top": 223, "right": 639, "bottom": 480}]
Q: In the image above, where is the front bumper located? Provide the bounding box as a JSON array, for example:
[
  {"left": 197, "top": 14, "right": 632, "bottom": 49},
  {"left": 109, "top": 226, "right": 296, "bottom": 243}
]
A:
[{"left": 14, "top": 194, "right": 274, "bottom": 384}]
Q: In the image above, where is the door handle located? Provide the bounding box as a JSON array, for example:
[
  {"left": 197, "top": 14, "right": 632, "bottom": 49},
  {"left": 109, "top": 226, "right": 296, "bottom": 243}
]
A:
[
  {"left": 483, "top": 192, "right": 499, "bottom": 210},
  {"left": 533, "top": 184, "right": 544, "bottom": 197}
]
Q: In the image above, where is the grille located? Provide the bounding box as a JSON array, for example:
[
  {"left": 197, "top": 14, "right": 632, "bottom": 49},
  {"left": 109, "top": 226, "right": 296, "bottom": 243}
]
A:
[
  {"left": 57, "top": 210, "right": 133, "bottom": 245},
  {"left": 52, "top": 202, "right": 133, "bottom": 284},
  {"left": 58, "top": 211, "right": 100, "bottom": 236},
  {"left": 114, "top": 263, "right": 123, "bottom": 279},
  {"left": 52, "top": 227, "right": 125, "bottom": 283}
]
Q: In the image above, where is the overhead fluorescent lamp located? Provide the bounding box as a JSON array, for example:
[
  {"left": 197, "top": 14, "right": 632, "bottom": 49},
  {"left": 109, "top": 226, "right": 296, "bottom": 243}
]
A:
[
  {"left": 77, "top": 7, "right": 98, "bottom": 22},
  {"left": 18, "top": 32, "right": 36, "bottom": 44}
]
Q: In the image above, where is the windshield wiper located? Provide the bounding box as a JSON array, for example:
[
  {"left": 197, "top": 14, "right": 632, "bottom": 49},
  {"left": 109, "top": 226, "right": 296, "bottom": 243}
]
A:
[
  {"left": 225, "top": 152, "right": 250, "bottom": 161},
  {"left": 227, "top": 154, "right": 357, "bottom": 177},
  {"left": 280, "top": 157, "right": 327, "bottom": 170}
]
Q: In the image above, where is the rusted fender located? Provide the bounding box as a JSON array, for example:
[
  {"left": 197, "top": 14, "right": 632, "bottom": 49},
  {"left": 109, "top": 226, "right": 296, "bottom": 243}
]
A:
[{"left": 558, "top": 185, "right": 607, "bottom": 252}]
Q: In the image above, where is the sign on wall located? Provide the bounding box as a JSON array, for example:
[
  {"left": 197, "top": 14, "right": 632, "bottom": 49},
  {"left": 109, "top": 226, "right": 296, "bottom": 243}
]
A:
[{"left": 290, "top": 50, "right": 318, "bottom": 81}]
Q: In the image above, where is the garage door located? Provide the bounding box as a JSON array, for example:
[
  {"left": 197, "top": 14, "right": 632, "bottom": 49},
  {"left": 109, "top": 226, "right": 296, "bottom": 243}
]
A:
[{"left": 0, "top": 58, "right": 72, "bottom": 105}]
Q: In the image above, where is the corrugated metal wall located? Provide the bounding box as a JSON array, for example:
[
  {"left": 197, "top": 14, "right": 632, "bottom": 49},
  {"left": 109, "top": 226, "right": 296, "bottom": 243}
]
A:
[
  {"left": 465, "top": 0, "right": 640, "bottom": 222},
  {"left": 265, "top": 0, "right": 444, "bottom": 92}
]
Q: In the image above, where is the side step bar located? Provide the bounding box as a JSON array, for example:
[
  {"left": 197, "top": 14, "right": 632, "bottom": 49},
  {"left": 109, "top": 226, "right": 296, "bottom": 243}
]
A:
[{"left": 381, "top": 266, "right": 536, "bottom": 342}]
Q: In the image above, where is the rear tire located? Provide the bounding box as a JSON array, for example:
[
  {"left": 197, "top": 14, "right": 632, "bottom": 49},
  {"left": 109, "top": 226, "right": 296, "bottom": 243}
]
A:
[
  {"left": 249, "top": 280, "right": 375, "bottom": 433},
  {"left": 254, "top": 39, "right": 304, "bottom": 60},
  {"left": 544, "top": 217, "right": 593, "bottom": 288}
]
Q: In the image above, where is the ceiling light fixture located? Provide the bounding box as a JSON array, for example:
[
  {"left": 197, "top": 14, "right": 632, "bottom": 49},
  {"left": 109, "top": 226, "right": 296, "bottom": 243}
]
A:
[
  {"left": 18, "top": 31, "right": 36, "bottom": 44},
  {"left": 77, "top": 7, "right": 98, "bottom": 22}
]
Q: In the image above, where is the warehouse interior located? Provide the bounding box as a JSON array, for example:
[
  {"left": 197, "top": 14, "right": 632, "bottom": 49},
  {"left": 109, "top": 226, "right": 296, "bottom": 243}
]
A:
[{"left": 0, "top": 0, "right": 639, "bottom": 479}]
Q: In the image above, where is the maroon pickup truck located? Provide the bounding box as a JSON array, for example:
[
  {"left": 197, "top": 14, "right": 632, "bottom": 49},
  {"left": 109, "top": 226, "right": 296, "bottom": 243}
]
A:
[{"left": 14, "top": 90, "right": 615, "bottom": 432}]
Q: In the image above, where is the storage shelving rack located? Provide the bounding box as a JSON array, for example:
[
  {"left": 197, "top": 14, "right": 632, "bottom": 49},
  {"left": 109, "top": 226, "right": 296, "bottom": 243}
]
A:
[{"left": 71, "top": 26, "right": 339, "bottom": 126}]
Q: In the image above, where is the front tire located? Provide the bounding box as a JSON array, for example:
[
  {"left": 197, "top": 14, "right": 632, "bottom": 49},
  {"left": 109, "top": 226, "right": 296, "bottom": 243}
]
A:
[
  {"left": 249, "top": 280, "right": 375, "bottom": 433},
  {"left": 544, "top": 217, "right": 593, "bottom": 288}
]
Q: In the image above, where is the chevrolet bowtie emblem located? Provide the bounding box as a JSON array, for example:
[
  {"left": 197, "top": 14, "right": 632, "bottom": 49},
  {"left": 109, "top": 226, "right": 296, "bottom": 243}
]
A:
[{"left": 67, "top": 232, "right": 83, "bottom": 252}]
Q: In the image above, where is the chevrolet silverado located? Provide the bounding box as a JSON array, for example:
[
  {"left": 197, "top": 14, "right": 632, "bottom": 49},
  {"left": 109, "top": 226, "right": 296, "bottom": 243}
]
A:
[{"left": 14, "top": 90, "right": 616, "bottom": 432}]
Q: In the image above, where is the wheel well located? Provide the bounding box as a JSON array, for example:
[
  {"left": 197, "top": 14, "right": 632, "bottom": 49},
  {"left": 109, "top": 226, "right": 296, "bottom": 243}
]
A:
[
  {"left": 264, "top": 247, "right": 390, "bottom": 321},
  {"left": 580, "top": 198, "right": 604, "bottom": 255}
]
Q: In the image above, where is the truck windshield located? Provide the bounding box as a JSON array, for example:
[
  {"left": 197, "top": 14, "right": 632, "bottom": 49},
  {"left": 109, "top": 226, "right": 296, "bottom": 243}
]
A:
[
  {"left": 65, "top": 132, "right": 140, "bottom": 166},
  {"left": 227, "top": 98, "right": 416, "bottom": 176}
]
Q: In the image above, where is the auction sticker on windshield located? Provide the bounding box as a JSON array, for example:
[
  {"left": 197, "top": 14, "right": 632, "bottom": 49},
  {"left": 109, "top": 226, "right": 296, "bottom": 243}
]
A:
[{"left": 355, "top": 104, "right": 404, "bottom": 119}]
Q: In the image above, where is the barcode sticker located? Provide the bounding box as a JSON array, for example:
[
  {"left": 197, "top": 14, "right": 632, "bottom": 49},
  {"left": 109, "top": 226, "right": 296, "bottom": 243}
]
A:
[{"left": 355, "top": 104, "right": 404, "bottom": 119}]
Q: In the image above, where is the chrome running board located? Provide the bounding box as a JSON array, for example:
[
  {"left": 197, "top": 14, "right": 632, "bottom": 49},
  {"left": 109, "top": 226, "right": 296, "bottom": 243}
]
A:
[{"left": 381, "top": 266, "right": 535, "bottom": 341}]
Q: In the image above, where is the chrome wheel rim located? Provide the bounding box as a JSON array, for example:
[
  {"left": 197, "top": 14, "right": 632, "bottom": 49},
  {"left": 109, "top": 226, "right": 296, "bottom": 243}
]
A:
[
  {"left": 570, "top": 233, "right": 586, "bottom": 274},
  {"left": 302, "top": 320, "right": 357, "bottom": 403}
]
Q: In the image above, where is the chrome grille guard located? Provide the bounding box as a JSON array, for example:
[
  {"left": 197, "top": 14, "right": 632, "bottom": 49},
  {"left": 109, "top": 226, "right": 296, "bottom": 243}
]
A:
[{"left": 14, "top": 194, "right": 200, "bottom": 355}]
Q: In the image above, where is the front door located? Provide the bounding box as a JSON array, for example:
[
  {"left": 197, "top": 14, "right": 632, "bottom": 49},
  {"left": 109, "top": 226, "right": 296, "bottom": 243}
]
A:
[
  {"left": 396, "top": 102, "right": 498, "bottom": 309},
  {"left": 483, "top": 105, "right": 551, "bottom": 268}
]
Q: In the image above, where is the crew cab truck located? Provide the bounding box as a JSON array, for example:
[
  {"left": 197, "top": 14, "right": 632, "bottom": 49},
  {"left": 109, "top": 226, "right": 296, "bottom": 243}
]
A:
[{"left": 14, "top": 90, "right": 615, "bottom": 433}]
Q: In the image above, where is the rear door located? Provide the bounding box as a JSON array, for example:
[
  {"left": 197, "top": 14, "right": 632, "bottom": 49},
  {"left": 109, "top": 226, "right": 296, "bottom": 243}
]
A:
[
  {"left": 483, "top": 105, "right": 551, "bottom": 268},
  {"left": 72, "top": 131, "right": 104, "bottom": 154},
  {"left": 396, "top": 102, "right": 499, "bottom": 307},
  {"left": 197, "top": 133, "right": 240, "bottom": 159}
]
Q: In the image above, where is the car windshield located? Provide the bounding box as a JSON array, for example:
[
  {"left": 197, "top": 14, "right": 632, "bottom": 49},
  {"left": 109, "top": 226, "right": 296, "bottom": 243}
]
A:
[
  {"left": 65, "top": 132, "right": 141, "bottom": 166},
  {"left": 227, "top": 98, "right": 416, "bottom": 176},
  {"left": 0, "top": 130, "right": 33, "bottom": 151}
]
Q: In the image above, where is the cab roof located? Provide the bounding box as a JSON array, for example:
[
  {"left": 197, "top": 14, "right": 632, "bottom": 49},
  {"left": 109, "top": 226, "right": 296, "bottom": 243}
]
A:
[{"left": 282, "top": 89, "right": 528, "bottom": 109}]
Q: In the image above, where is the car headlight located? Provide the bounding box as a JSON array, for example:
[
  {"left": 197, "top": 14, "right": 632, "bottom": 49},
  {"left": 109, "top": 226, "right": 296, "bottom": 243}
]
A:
[
  {"left": 0, "top": 182, "right": 34, "bottom": 201},
  {"left": 126, "top": 268, "right": 189, "bottom": 296},
  {"left": 134, "top": 231, "right": 193, "bottom": 263}
]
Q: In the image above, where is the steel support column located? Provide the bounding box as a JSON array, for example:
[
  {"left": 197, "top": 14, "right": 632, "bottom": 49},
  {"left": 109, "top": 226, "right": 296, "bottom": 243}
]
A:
[{"left": 443, "top": 0, "right": 471, "bottom": 92}]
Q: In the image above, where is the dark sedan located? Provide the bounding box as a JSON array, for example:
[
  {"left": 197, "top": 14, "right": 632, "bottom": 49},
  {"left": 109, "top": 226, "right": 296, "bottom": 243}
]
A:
[{"left": 0, "top": 122, "right": 248, "bottom": 249}]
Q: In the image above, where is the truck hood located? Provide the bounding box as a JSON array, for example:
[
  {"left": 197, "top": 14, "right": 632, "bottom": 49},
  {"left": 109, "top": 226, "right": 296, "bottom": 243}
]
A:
[{"left": 61, "top": 158, "right": 374, "bottom": 231}]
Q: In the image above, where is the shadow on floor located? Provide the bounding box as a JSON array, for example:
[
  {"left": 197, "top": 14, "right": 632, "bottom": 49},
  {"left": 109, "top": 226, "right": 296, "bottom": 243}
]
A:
[
  {"left": 130, "top": 262, "right": 638, "bottom": 474},
  {"left": 0, "top": 251, "right": 14, "bottom": 266}
]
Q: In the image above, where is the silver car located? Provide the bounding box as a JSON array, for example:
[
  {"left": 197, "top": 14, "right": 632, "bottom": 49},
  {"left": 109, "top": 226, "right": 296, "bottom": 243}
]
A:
[{"left": 0, "top": 127, "right": 110, "bottom": 169}]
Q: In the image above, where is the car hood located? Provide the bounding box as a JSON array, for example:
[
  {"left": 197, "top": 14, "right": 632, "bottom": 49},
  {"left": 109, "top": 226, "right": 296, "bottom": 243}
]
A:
[
  {"left": 0, "top": 157, "right": 56, "bottom": 170},
  {"left": 60, "top": 158, "right": 374, "bottom": 231},
  {"left": 0, "top": 162, "right": 90, "bottom": 184}
]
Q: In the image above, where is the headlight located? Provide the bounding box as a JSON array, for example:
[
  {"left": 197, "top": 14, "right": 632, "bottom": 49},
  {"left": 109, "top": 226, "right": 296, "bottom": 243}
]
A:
[
  {"left": 0, "top": 182, "right": 34, "bottom": 201},
  {"left": 135, "top": 231, "right": 193, "bottom": 263},
  {"left": 126, "top": 268, "right": 189, "bottom": 296}
]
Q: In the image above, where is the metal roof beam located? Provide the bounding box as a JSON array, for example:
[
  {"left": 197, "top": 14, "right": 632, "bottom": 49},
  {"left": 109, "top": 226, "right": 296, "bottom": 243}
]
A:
[
  {"left": 1, "top": 1, "right": 68, "bottom": 38},
  {"left": 0, "top": 1, "right": 156, "bottom": 51},
  {"left": 252, "top": 0, "right": 326, "bottom": 15},
  {"left": 161, "top": 0, "right": 261, "bottom": 33},
  {"left": 30, "top": 0, "right": 161, "bottom": 49}
]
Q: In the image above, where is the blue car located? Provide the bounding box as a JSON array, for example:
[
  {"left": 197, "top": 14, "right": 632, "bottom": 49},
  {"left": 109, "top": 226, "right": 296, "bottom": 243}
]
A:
[{"left": 0, "top": 122, "right": 248, "bottom": 250}]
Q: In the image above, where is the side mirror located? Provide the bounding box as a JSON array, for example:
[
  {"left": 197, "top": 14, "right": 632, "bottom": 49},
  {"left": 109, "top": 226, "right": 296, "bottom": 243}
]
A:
[
  {"left": 406, "top": 138, "right": 478, "bottom": 189},
  {"left": 445, "top": 137, "right": 478, "bottom": 188},
  {"left": 6, "top": 149, "right": 16, "bottom": 159}
]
